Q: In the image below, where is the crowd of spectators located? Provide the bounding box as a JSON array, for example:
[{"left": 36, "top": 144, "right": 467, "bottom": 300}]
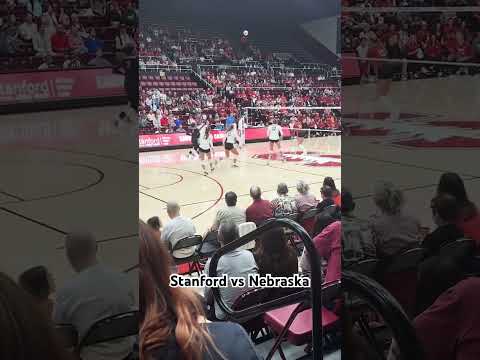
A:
[
  {"left": 342, "top": 11, "right": 480, "bottom": 80},
  {"left": 0, "top": 0, "right": 138, "bottom": 71},
  {"left": 342, "top": 171, "right": 480, "bottom": 360},
  {"left": 342, "top": 0, "right": 480, "bottom": 8}
]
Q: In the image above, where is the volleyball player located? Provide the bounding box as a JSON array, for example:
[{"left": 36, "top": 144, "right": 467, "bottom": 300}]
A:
[
  {"left": 267, "top": 119, "right": 284, "bottom": 164},
  {"left": 224, "top": 124, "right": 240, "bottom": 168},
  {"left": 198, "top": 126, "right": 215, "bottom": 175},
  {"left": 188, "top": 122, "right": 203, "bottom": 159}
]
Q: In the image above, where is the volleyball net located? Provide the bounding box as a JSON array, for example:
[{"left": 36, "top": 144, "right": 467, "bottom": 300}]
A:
[{"left": 240, "top": 106, "right": 342, "bottom": 144}]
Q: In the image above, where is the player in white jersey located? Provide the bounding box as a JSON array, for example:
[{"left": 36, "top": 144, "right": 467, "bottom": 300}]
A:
[
  {"left": 266, "top": 119, "right": 284, "bottom": 163},
  {"left": 224, "top": 124, "right": 240, "bottom": 168},
  {"left": 198, "top": 126, "right": 215, "bottom": 175}
]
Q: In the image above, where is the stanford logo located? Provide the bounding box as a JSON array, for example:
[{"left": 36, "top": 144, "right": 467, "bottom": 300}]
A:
[
  {"left": 344, "top": 112, "right": 480, "bottom": 148},
  {"left": 252, "top": 152, "right": 341, "bottom": 167}
]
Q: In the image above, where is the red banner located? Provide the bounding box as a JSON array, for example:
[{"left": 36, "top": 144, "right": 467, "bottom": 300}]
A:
[
  {"left": 139, "top": 127, "right": 292, "bottom": 149},
  {"left": 342, "top": 53, "right": 360, "bottom": 79},
  {"left": 0, "top": 68, "right": 125, "bottom": 105}
]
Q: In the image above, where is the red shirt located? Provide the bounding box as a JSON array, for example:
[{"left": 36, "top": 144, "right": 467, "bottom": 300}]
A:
[
  {"left": 160, "top": 116, "right": 169, "bottom": 127},
  {"left": 414, "top": 277, "right": 480, "bottom": 360},
  {"left": 314, "top": 221, "right": 341, "bottom": 283},
  {"left": 51, "top": 32, "right": 70, "bottom": 52},
  {"left": 456, "top": 43, "right": 472, "bottom": 58},
  {"left": 458, "top": 211, "right": 480, "bottom": 251},
  {"left": 246, "top": 199, "right": 273, "bottom": 226}
]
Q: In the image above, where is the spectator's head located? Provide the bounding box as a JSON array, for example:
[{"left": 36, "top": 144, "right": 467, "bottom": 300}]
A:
[
  {"left": 64, "top": 231, "right": 98, "bottom": 272},
  {"left": 218, "top": 221, "right": 239, "bottom": 246},
  {"left": 139, "top": 221, "right": 217, "bottom": 360},
  {"left": 0, "top": 272, "right": 70, "bottom": 360},
  {"left": 373, "top": 181, "right": 404, "bottom": 215},
  {"left": 431, "top": 193, "right": 461, "bottom": 226},
  {"left": 166, "top": 201, "right": 180, "bottom": 219},
  {"left": 296, "top": 180, "right": 310, "bottom": 195},
  {"left": 323, "top": 176, "right": 337, "bottom": 191},
  {"left": 95, "top": 48, "right": 103, "bottom": 58},
  {"left": 250, "top": 185, "right": 262, "bottom": 201},
  {"left": 89, "top": 27, "right": 96, "bottom": 38},
  {"left": 258, "top": 227, "right": 287, "bottom": 256},
  {"left": 341, "top": 189, "right": 355, "bottom": 214},
  {"left": 277, "top": 182, "right": 289, "bottom": 196},
  {"left": 321, "top": 185, "right": 334, "bottom": 200},
  {"left": 225, "top": 191, "right": 237, "bottom": 207},
  {"left": 18, "top": 266, "right": 54, "bottom": 318},
  {"left": 437, "top": 172, "right": 468, "bottom": 204},
  {"left": 146, "top": 216, "right": 161, "bottom": 232}
]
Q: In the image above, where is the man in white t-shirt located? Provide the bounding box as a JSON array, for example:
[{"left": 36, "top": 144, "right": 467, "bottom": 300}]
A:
[
  {"left": 161, "top": 201, "right": 197, "bottom": 258},
  {"left": 54, "top": 232, "right": 135, "bottom": 360}
]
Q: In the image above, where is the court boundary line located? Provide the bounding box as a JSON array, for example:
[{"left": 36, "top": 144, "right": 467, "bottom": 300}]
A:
[{"left": 141, "top": 173, "right": 184, "bottom": 190}]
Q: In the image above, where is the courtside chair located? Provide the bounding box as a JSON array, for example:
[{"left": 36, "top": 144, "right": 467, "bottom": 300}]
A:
[
  {"left": 379, "top": 247, "right": 425, "bottom": 318},
  {"left": 263, "top": 280, "right": 341, "bottom": 360},
  {"left": 345, "top": 258, "right": 379, "bottom": 278},
  {"left": 171, "top": 235, "right": 204, "bottom": 276},
  {"left": 298, "top": 207, "right": 319, "bottom": 237},
  {"left": 439, "top": 238, "right": 474, "bottom": 260},
  {"left": 76, "top": 311, "right": 139, "bottom": 360}
]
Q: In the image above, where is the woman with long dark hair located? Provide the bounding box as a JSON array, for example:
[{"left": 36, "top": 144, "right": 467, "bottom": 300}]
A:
[
  {"left": 139, "top": 221, "right": 260, "bottom": 360},
  {"left": 0, "top": 272, "right": 71, "bottom": 360},
  {"left": 436, "top": 172, "right": 480, "bottom": 246}
]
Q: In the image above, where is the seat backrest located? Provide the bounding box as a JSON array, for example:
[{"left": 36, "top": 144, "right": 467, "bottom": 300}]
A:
[
  {"left": 439, "top": 238, "right": 474, "bottom": 259},
  {"left": 346, "top": 259, "right": 378, "bottom": 277},
  {"left": 172, "top": 235, "right": 203, "bottom": 251},
  {"left": 56, "top": 324, "right": 78, "bottom": 349},
  {"left": 301, "top": 207, "right": 318, "bottom": 221},
  {"left": 79, "top": 311, "right": 139, "bottom": 349},
  {"left": 322, "top": 279, "right": 341, "bottom": 304},
  {"left": 232, "top": 287, "right": 270, "bottom": 311},
  {"left": 384, "top": 248, "right": 425, "bottom": 273},
  {"left": 238, "top": 222, "right": 257, "bottom": 250}
]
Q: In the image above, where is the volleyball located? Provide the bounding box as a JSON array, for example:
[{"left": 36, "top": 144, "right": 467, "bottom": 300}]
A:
[{"left": 243, "top": 30, "right": 249, "bottom": 37}]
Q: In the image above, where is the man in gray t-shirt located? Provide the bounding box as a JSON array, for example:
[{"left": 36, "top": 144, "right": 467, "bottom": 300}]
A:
[
  {"left": 161, "top": 201, "right": 196, "bottom": 258},
  {"left": 205, "top": 221, "right": 258, "bottom": 320}
]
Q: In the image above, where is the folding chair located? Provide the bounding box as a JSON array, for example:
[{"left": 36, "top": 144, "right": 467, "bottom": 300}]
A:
[
  {"left": 345, "top": 259, "right": 379, "bottom": 278},
  {"left": 379, "top": 247, "right": 425, "bottom": 317},
  {"left": 76, "top": 311, "right": 139, "bottom": 359},
  {"left": 232, "top": 287, "right": 271, "bottom": 343},
  {"left": 238, "top": 222, "right": 257, "bottom": 251},
  {"left": 171, "top": 235, "right": 203, "bottom": 276},
  {"left": 263, "top": 280, "right": 341, "bottom": 360},
  {"left": 439, "top": 238, "right": 474, "bottom": 260}
]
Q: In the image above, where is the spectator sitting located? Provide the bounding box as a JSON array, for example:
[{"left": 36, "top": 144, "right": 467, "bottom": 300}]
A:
[
  {"left": 437, "top": 172, "right": 480, "bottom": 248},
  {"left": 371, "top": 181, "right": 421, "bottom": 258},
  {"left": 84, "top": 28, "right": 104, "bottom": 55},
  {"left": 0, "top": 272, "right": 71, "bottom": 360},
  {"left": 341, "top": 189, "right": 377, "bottom": 267},
  {"left": 63, "top": 53, "right": 82, "bottom": 69},
  {"left": 211, "top": 191, "right": 246, "bottom": 230},
  {"left": 422, "top": 193, "right": 464, "bottom": 256},
  {"left": 300, "top": 220, "right": 341, "bottom": 283},
  {"left": 68, "top": 26, "right": 87, "bottom": 54},
  {"left": 161, "top": 201, "right": 196, "bottom": 258},
  {"left": 388, "top": 275, "right": 480, "bottom": 360},
  {"left": 18, "top": 265, "right": 55, "bottom": 319},
  {"left": 54, "top": 231, "right": 135, "bottom": 360},
  {"left": 205, "top": 221, "right": 259, "bottom": 320},
  {"left": 254, "top": 227, "right": 297, "bottom": 277},
  {"left": 115, "top": 25, "right": 134, "bottom": 54},
  {"left": 317, "top": 185, "right": 336, "bottom": 212},
  {"left": 88, "top": 48, "right": 112, "bottom": 67},
  {"left": 51, "top": 25, "right": 70, "bottom": 54},
  {"left": 139, "top": 221, "right": 260, "bottom": 360},
  {"left": 294, "top": 180, "right": 318, "bottom": 213},
  {"left": 271, "top": 182, "right": 298, "bottom": 217},
  {"left": 246, "top": 185, "right": 273, "bottom": 226},
  {"left": 33, "top": 25, "right": 54, "bottom": 56},
  {"left": 18, "top": 13, "right": 38, "bottom": 42},
  {"left": 146, "top": 215, "right": 162, "bottom": 236},
  {"left": 323, "top": 176, "right": 341, "bottom": 206}
]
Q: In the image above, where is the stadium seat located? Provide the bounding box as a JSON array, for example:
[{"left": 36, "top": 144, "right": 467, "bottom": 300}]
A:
[{"left": 171, "top": 235, "right": 204, "bottom": 276}]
